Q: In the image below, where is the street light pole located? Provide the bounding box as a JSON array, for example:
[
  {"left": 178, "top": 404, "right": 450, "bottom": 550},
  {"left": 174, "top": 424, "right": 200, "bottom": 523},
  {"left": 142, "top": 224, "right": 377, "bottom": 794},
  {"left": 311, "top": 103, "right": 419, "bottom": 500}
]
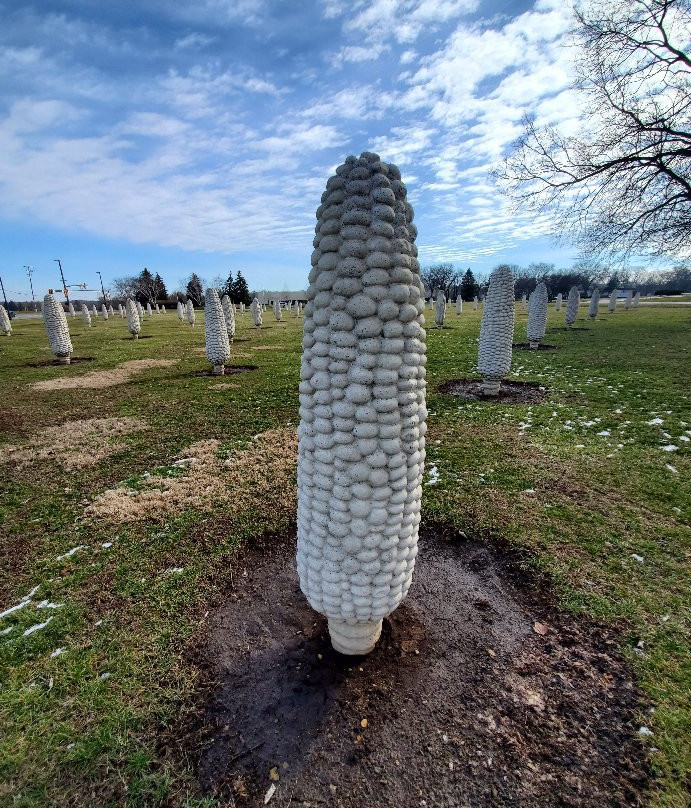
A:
[
  {"left": 96, "top": 271, "right": 107, "bottom": 302},
  {"left": 54, "top": 259, "right": 69, "bottom": 304}
]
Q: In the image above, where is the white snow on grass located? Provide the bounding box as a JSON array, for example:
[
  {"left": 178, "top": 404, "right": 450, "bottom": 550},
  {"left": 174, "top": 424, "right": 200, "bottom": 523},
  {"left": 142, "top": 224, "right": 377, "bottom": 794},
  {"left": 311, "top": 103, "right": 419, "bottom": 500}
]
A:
[
  {"left": 597, "top": 430, "right": 611, "bottom": 437},
  {"left": 665, "top": 464, "right": 678, "bottom": 473},
  {"left": 56, "top": 546, "right": 86, "bottom": 561},
  {"left": 0, "top": 600, "right": 31, "bottom": 620},
  {"left": 646, "top": 418, "right": 664, "bottom": 425},
  {"left": 1, "top": 626, "right": 14, "bottom": 635},
  {"left": 661, "top": 445, "right": 678, "bottom": 452},
  {"left": 630, "top": 554, "right": 644, "bottom": 563},
  {"left": 425, "top": 465, "right": 440, "bottom": 485},
  {"left": 50, "top": 647, "right": 66, "bottom": 658},
  {"left": 23, "top": 617, "right": 53, "bottom": 636}
]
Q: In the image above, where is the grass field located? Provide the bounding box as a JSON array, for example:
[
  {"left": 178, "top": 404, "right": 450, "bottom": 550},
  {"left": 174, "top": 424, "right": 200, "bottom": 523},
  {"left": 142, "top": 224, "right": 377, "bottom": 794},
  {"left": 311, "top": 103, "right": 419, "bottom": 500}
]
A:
[{"left": 0, "top": 302, "right": 689, "bottom": 808}]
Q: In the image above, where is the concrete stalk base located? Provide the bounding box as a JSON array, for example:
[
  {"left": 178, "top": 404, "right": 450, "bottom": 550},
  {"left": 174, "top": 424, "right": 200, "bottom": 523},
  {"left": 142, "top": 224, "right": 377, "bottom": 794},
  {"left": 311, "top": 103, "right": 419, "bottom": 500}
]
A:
[
  {"left": 58, "top": 356, "right": 71, "bottom": 364},
  {"left": 529, "top": 342, "right": 539, "bottom": 349},
  {"left": 482, "top": 379, "right": 501, "bottom": 396},
  {"left": 212, "top": 365, "right": 225, "bottom": 376},
  {"left": 328, "top": 618, "right": 383, "bottom": 655}
]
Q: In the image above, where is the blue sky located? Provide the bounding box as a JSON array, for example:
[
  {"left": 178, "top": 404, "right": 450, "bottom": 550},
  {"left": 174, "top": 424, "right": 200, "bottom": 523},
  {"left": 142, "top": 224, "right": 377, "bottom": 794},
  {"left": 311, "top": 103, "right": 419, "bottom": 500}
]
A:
[{"left": 0, "top": 0, "right": 587, "bottom": 301}]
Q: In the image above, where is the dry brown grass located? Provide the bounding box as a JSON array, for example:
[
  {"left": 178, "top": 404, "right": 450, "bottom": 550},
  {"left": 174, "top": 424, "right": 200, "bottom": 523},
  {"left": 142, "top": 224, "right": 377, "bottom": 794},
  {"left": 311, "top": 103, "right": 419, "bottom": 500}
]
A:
[
  {"left": 84, "top": 427, "right": 297, "bottom": 523},
  {"left": 1, "top": 417, "right": 149, "bottom": 471},
  {"left": 31, "top": 359, "right": 178, "bottom": 390},
  {"left": 209, "top": 383, "right": 239, "bottom": 390}
]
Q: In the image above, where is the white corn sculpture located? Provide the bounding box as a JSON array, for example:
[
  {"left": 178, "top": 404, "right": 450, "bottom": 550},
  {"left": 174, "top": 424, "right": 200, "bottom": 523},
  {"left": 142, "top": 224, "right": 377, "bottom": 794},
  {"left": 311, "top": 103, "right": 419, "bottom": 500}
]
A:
[
  {"left": 119, "top": 304, "right": 125, "bottom": 317},
  {"left": 608, "top": 289, "right": 618, "bottom": 312},
  {"left": 146, "top": 302, "right": 152, "bottom": 317},
  {"left": 0, "top": 305, "right": 11, "bottom": 335},
  {"left": 68, "top": 301, "right": 76, "bottom": 318},
  {"left": 298, "top": 151, "right": 427, "bottom": 656},
  {"left": 526, "top": 281, "right": 548, "bottom": 348},
  {"left": 274, "top": 300, "right": 282, "bottom": 321},
  {"left": 137, "top": 301, "right": 144, "bottom": 319},
  {"left": 435, "top": 291, "right": 446, "bottom": 328},
  {"left": 205, "top": 288, "right": 231, "bottom": 375},
  {"left": 43, "top": 291, "right": 73, "bottom": 363},
  {"left": 101, "top": 304, "right": 108, "bottom": 320},
  {"left": 81, "top": 304, "right": 91, "bottom": 327},
  {"left": 589, "top": 288, "right": 601, "bottom": 319},
  {"left": 108, "top": 304, "right": 114, "bottom": 316},
  {"left": 521, "top": 293, "right": 528, "bottom": 312},
  {"left": 477, "top": 265, "right": 515, "bottom": 394},
  {"left": 91, "top": 304, "right": 98, "bottom": 318},
  {"left": 455, "top": 296, "right": 462, "bottom": 315},
  {"left": 555, "top": 292, "right": 562, "bottom": 310},
  {"left": 177, "top": 301, "right": 184, "bottom": 323},
  {"left": 624, "top": 290, "right": 633, "bottom": 310},
  {"left": 473, "top": 295, "right": 478, "bottom": 310},
  {"left": 126, "top": 298, "right": 141, "bottom": 339},
  {"left": 186, "top": 300, "right": 195, "bottom": 328},
  {"left": 633, "top": 291, "right": 641, "bottom": 307},
  {"left": 221, "top": 294, "right": 236, "bottom": 343},
  {"left": 250, "top": 297, "right": 262, "bottom": 327},
  {"left": 240, "top": 302, "right": 245, "bottom": 314},
  {"left": 565, "top": 285, "right": 580, "bottom": 325},
  {"left": 297, "top": 302, "right": 302, "bottom": 316}
]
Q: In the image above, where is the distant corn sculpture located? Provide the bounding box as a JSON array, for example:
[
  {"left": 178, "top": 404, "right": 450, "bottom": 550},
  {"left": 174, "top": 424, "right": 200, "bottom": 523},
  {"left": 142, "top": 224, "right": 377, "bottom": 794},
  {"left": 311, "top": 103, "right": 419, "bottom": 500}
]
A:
[
  {"left": 297, "top": 151, "right": 426, "bottom": 656},
  {"left": 526, "top": 281, "right": 548, "bottom": 348},
  {"left": 101, "top": 304, "right": 109, "bottom": 320},
  {"left": 565, "top": 285, "right": 580, "bottom": 326},
  {"left": 455, "top": 296, "right": 462, "bottom": 315},
  {"left": 177, "top": 301, "right": 184, "bottom": 323},
  {"left": 0, "top": 304, "right": 12, "bottom": 336},
  {"left": 274, "top": 300, "right": 282, "bottom": 321},
  {"left": 435, "top": 291, "right": 446, "bottom": 328},
  {"left": 204, "top": 288, "right": 231, "bottom": 375},
  {"left": 608, "top": 289, "right": 618, "bottom": 312},
  {"left": 119, "top": 304, "right": 125, "bottom": 317},
  {"left": 589, "top": 288, "right": 601, "bottom": 319},
  {"left": 126, "top": 298, "right": 141, "bottom": 339},
  {"left": 146, "top": 302, "right": 152, "bottom": 317},
  {"left": 624, "top": 290, "right": 633, "bottom": 310},
  {"left": 473, "top": 295, "right": 478, "bottom": 310},
  {"left": 250, "top": 297, "right": 262, "bottom": 327},
  {"left": 477, "top": 265, "right": 515, "bottom": 394},
  {"left": 221, "top": 294, "right": 236, "bottom": 343},
  {"left": 81, "top": 304, "right": 91, "bottom": 327},
  {"left": 43, "top": 291, "right": 73, "bottom": 363},
  {"left": 555, "top": 292, "right": 562, "bottom": 310},
  {"left": 91, "top": 304, "right": 98, "bottom": 318},
  {"left": 68, "top": 301, "right": 76, "bottom": 318},
  {"left": 633, "top": 291, "right": 641, "bottom": 307},
  {"left": 108, "top": 304, "right": 114, "bottom": 316},
  {"left": 186, "top": 300, "right": 195, "bottom": 328}
]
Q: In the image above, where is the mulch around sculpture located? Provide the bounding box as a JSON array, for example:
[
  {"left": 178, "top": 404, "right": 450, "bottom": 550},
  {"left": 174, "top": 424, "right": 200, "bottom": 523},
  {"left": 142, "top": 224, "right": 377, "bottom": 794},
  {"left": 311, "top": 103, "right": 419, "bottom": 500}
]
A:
[
  {"left": 181, "top": 525, "right": 649, "bottom": 808},
  {"left": 26, "top": 356, "right": 95, "bottom": 367},
  {"left": 191, "top": 365, "right": 259, "bottom": 378},
  {"left": 512, "top": 343, "right": 559, "bottom": 351},
  {"left": 438, "top": 378, "right": 548, "bottom": 404}
]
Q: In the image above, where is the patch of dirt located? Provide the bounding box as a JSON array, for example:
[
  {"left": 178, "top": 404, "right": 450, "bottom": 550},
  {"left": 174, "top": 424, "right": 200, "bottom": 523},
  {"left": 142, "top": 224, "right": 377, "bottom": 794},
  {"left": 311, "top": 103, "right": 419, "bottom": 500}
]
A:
[
  {"left": 438, "top": 378, "right": 548, "bottom": 404},
  {"left": 30, "top": 359, "right": 178, "bottom": 390},
  {"left": 1, "top": 417, "right": 149, "bottom": 471},
  {"left": 512, "top": 343, "right": 559, "bottom": 351},
  {"left": 190, "top": 525, "right": 649, "bottom": 808},
  {"left": 251, "top": 345, "right": 288, "bottom": 351},
  {"left": 191, "top": 365, "right": 258, "bottom": 378},
  {"left": 26, "top": 356, "right": 94, "bottom": 367},
  {"left": 120, "top": 335, "right": 153, "bottom": 340},
  {"left": 84, "top": 427, "right": 297, "bottom": 523}
]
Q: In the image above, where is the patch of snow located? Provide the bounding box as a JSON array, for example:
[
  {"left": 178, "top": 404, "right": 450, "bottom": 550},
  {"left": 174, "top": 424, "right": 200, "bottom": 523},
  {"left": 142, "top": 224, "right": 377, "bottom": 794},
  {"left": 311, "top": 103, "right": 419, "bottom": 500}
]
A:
[
  {"left": 638, "top": 726, "right": 654, "bottom": 737},
  {"left": 37, "top": 600, "right": 63, "bottom": 609},
  {"left": 23, "top": 617, "right": 53, "bottom": 636},
  {"left": 0, "top": 600, "right": 31, "bottom": 620},
  {"left": 646, "top": 418, "right": 664, "bottom": 425},
  {"left": 166, "top": 567, "right": 184, "bottom": 574},
  {"left": 630, "top": 554, "right": 644, "bottom": 563},
  {"left": 101, "top": 542, "right": 113, "bottom": 548},
  {"left": 99, "top": 671, "right": 111, "bottom": 679},
  {"left": 50, "top": 648, "right": 66, "bottom": 658},
  {"left": 597, "top": 430, "right": 611, "bottom": 436},
  {"left": 665, "top": 464, "right": 678, "bottom": 474},
  {"left": 1, "top": 626, "right": 14, "bottom": 635},
  {"left": 56, "top": 545, "right": 86, "bottom": 561},
  {"left": 425, "top": 465, "right": 440, "bottom": 485},
  {"left": 661, "top": 445, "right": 678, "bottom": 452}
]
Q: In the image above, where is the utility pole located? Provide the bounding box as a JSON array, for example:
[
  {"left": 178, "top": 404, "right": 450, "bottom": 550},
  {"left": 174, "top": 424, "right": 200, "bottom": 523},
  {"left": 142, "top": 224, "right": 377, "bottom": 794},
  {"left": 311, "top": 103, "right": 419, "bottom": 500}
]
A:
[
  {"left": 54, "top": 259, "right": 69, "bottom": 304},
  {"left": 24, "top": 265, "right": 35, "bottom": 307}
]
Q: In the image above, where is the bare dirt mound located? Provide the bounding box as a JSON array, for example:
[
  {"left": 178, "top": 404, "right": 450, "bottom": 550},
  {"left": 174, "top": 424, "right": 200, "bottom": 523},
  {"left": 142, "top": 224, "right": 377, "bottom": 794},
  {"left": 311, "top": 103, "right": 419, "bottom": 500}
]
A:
[
  {"left": 191, "top": 526, "right": 648, "bottom": 808},
  {"left": 30, "top": 359, "right": 178, "bottom": 390},
  {"left": 438, "top": 378, "right": 548, "bottom": 404},
  {"left": 27, "top": 356, "right": 94, "bottom": 367}
]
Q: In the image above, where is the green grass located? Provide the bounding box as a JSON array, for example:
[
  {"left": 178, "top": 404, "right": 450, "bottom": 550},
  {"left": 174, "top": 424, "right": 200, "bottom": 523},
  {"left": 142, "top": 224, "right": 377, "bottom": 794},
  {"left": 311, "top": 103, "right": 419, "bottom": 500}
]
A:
[{"left": 0, "top": 303, "right": 689, "bottom": 807}]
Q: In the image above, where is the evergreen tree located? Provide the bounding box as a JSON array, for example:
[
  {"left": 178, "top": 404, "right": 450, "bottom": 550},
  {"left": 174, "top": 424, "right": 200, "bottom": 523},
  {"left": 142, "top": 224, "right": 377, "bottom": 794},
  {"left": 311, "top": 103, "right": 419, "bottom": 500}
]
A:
[
  {"left": 230, "top": 271, "right": 251, "bottom": 305},
  {"left": 460, "top": 268, "right": 479, "bottom": 301},
  {"left": 154, "top": 273, "right": 168, "bottom": 300},
  {"left": 223, "top": 271, "right": 234, "bottom": 297},
  {"left": 186, "top": 273, "right": 204, "bottom": 306},
  {"left": 136, "top": 267, "right": 155, "bottom": 304}
]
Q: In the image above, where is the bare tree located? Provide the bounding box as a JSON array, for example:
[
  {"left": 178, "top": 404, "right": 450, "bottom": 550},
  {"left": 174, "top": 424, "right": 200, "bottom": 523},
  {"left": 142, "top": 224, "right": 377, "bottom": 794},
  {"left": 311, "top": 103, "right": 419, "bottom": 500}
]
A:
[
  {"left": 420, "top": 263, "right": 460, "bottom": 297},
  {"left": 496, "top": 0, "right": 691, "bottom": 263}
]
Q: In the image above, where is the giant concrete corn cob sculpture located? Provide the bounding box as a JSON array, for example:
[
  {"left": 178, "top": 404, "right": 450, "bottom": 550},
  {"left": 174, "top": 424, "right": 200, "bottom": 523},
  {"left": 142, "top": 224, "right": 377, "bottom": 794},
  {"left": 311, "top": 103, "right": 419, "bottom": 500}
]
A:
[
  {"left": 565, "top": 285, "right": 580, "bottom": 325},
  {"left": 101, "top": 304, "right": 109, "bottom": 320},
  {"left": 435, "top": 291, "right": 446, "bottom": 328},
  {"left": 555, "top": 292, "right": 562, "bottom": 310},
  {"left": 526, "top": 281, "right": 548, "bottom": 348},
  {"left": 43, "top": 291, "right": 73, "bottom": 363},
  {"left": 221, "top": 294, "right": 236, "bottom": 343},
  {"left": 274, "top": 300, "right": 282, "bottom": 321},
  {"left": 250, "top": 297, "right": 262, "bottom": 327},
  {"left": 146, "top": 302, "right": 152, "bottom": 317},
  {"left": 477, "top": 265, "right": 515, "bottom": 394},
  {"left": 633, "top": 291, "right": 641, "bottom": 307},
  {"left": 118, "top": 303, "right": 125, "bottom": 317},
  {"left": 177, "top": 301, "right": 184, "bottom": 323},
  {"left": 0, "top": 304, "right": 12, "bottom": 335},
  {"left": 472, "top": 295, "right": 478, "bottom": 310},
  {"left": 297, "top": 151, "right": 427, "bottom": 656},
  {"left": 126, "top": 298, "right": 141, "bottom": 339},
  {"left": 81, "top": 303, "right": 91, "bottom": 326},
  {"left": 91, "top": 304, "right": 98, "bottom": 318},
  {"left": 68, "top": 301, "right": 76, "bottom": 318},
  {"left": 204, "top": 288, "right": 231, "bottom": 375},
  {"left": 589, "top": 288, "right": 601, "bottom": 319},
  {"left": 455, "top": 296, "right": 462, "bottom": 315},
  {"left": 608, "top": 289, "right": 618, "bottom": 312},
  {"left": 186, "top": 300, "right": 195, "bottom": 328},
  {"left": 108, "top": 304, "right": 114, "bottom": 316},
  {"left": 624, "top": 290, "right": 633, "bottom": 310}
]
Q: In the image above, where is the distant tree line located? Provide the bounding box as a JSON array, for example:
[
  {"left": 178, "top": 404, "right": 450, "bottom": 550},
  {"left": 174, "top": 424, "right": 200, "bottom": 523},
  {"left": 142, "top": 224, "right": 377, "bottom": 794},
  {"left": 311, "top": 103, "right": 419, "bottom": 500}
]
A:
[{"left": 108, "top": 268, "right": 253, "bottom": 307}]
